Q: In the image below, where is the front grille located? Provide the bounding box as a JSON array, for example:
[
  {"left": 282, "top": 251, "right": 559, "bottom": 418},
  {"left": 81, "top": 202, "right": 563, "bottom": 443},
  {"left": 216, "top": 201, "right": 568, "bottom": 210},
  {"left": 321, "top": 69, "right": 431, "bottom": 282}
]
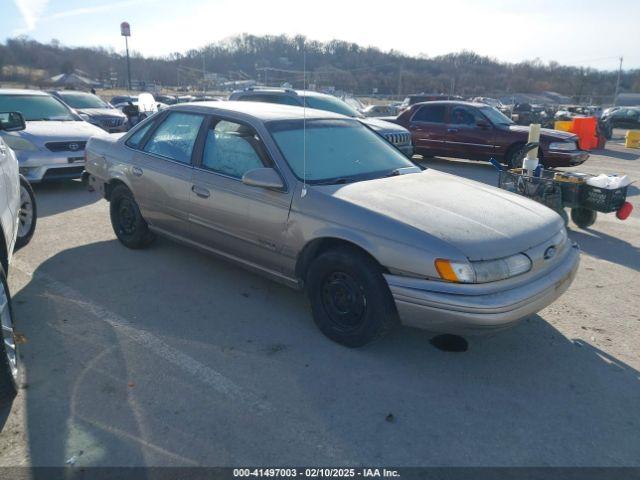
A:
[
  {"left": 384, "top": 132, "right": 411, "bottom": 146},
  {"left": 42, "top": 166, "right": 85, "bottom": 181},
  {"left": 45, "top": 141, "right": 87, "bottom": 153}
]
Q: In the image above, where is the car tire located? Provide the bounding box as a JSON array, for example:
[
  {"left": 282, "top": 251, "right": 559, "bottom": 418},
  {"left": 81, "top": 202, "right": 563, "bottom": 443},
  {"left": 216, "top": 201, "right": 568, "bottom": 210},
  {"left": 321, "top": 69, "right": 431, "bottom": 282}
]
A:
[
  {"left": 0, "top": 265, "right": 18, "bottom": 405},
  {"left": 109, "top": 184, "right": 155, "bottom": 249},
  {"left": 14, "top": 176, "right": 37, "bottom": 250},
  {"left": 571, "top": 208, "right": 597, "bottom": 229},
  {"left": 306, "top": 247, "right": 399, "bottom": 347}
]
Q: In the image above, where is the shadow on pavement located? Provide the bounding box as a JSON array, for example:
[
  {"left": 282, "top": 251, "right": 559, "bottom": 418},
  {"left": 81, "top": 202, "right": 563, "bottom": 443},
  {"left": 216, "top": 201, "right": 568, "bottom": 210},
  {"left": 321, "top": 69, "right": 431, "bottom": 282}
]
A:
[
  {"left": 568, "top": 228, "right": 640, "bottom": 271},
  {"left": 11, "top": 237, "right": 640, "bottom": 466},
  {"left": 32, "top": 180, "right": 100, "bottom": 218},
  {"left": 591, "top": 148, "right": 639, "bottom": 161}
]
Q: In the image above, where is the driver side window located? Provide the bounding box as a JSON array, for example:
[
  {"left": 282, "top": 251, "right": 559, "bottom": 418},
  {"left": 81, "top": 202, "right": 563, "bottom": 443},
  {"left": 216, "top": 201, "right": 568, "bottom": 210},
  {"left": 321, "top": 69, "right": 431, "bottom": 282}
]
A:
[
  {"left": 201, "top": 120, "right": 266, "bottom": 179},
  {"left": 449, "top": 106, "right": 481, "bottom": 126}
]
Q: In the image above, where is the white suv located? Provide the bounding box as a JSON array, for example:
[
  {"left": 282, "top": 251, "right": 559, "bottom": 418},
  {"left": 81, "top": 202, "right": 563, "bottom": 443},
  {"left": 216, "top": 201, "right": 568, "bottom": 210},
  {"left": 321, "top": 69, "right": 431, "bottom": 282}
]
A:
[{"left": 0, "top": 111, "right": 37, "bottom": 405}]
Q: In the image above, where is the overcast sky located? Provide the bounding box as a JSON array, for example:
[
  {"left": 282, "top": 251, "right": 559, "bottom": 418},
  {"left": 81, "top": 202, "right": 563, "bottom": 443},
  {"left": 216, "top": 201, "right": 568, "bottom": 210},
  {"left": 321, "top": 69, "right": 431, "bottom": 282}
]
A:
[{"left": 3, "top": 0, "right": 640, "bottom": 70}]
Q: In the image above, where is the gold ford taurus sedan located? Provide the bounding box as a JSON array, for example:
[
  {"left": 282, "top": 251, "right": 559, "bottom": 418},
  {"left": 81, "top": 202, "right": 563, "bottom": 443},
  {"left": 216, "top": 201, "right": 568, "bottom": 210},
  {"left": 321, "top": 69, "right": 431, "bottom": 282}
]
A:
[{"left": 85, "top": 102, "right": 579, "bottom": 347}]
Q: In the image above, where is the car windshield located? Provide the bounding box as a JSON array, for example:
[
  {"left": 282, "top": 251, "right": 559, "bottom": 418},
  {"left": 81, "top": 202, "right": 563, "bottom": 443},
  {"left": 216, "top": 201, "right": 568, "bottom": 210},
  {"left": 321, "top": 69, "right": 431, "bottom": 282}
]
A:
[
  {"left": 59, "top": 92, "right": 108, "bottom": 109},
  {"left": 0, "top": 94, "right": 75, "bottom": 121},
  {"left": 480, "top": 106, "right": 514, "bottom": 125},
  {"left": 269, "top": 119, "right": 416, "bottom": 184},
  {"left": 302, "top": 95, "right": 362, "bottom": 118}
]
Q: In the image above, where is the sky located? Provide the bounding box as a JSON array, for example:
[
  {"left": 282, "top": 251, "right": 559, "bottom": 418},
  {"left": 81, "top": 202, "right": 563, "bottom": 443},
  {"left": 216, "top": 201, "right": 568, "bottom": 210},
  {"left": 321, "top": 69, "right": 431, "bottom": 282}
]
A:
[{"left": 2, "top": 0, "right": 640, "bottom": 70}]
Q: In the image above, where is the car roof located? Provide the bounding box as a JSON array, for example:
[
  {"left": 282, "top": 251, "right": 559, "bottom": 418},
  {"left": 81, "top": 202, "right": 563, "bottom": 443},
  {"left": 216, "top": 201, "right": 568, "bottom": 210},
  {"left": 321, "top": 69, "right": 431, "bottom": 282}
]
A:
[
  {"left": 171, "top": 100, "right": 347, "bottom": 121},
  {"left": 412, "top": 100, "right": 489, "bottom": 108},
  {"left": 0, "top": 89, "right": 50, "bottom": 96}
]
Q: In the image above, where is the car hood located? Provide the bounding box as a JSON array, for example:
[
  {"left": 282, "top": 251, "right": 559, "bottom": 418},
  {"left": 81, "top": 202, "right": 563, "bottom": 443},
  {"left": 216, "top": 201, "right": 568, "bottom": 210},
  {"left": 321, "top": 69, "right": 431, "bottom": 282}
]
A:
[
  {"left": 3, "top": 121, "right": 108, "bottom": 147},
  {"left": 359, "top": 117, "right": 408, "bottom": 133},
  {"left": 320, "top": 170, "right": 563, "bottom": 261},
  {"left": 506, "top": 124, "right": 576, "bottom": 141},
  {"left": 77, "top": 107, "right": 125, "bottom": 118}
]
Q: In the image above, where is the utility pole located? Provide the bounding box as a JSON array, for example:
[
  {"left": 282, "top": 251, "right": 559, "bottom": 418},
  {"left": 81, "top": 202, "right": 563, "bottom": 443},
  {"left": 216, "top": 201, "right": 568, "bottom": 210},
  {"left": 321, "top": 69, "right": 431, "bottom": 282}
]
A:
[
  {"left": 202, "top": 52, "right": 206, "bottom": 93},
  {"left": 120, "top": 22, "right": 132, "bottom": 91},
  {"left": 613, "top": 56, "right": 623, "bottom": 105}
]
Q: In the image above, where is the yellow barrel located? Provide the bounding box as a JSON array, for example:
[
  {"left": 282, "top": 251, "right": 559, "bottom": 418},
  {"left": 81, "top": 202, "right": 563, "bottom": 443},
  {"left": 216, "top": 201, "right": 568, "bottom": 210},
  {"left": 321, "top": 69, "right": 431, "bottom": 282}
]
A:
[
  {"left": 554, "top": 120, "right": 573, "bottom": 132},
  {"left": 625, "top": 130, "right": 640, "bottom": 148}
]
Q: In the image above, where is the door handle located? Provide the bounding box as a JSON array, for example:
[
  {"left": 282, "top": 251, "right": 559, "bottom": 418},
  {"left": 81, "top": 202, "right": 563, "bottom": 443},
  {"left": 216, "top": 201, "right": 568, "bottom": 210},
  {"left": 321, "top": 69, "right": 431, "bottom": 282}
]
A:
[
  {"left": 132, "top": 166, "right": 143, "bottom": 177},
  {"left": 447, "top": 128, "right": 458, "bottom": 133},
  {"left": 192, "top": 185, "right": 210, "bottom": 199}
]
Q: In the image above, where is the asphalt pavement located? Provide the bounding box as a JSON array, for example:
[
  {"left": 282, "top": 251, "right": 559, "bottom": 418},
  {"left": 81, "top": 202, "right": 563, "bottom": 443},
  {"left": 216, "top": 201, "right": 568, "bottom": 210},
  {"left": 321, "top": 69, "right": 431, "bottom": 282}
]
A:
[{"left": 0, "top": 138, "right": 638, "bottom": 467}]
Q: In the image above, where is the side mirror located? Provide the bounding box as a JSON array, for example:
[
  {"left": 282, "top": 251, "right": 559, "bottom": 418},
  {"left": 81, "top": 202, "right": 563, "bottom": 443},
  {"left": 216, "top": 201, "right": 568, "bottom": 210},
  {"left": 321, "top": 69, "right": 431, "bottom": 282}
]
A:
[
  {"left": 0, "top": 112, "right": 26, "bottom": 132},
  {"left": 242, "top": 168, "right": 285, "bottom": 190},
  {"left": 476, "top": 119, "right": 490, "bottom": 129}
]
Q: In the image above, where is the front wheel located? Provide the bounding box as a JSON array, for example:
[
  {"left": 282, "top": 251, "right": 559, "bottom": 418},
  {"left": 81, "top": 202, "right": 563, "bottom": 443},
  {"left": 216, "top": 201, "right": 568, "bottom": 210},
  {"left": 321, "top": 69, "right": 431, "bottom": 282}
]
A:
[
  {"left": 0, "top": 265, "right": 18, "bottom": 405},
  {"left": 15, "top": 176, "right": 37, "bottom": 250},
  {"left": 109, "top": 184, "right": 156, "bottom": 249},
  {"left": 306, "top": 247, "right": 399, "bottom": 347}
]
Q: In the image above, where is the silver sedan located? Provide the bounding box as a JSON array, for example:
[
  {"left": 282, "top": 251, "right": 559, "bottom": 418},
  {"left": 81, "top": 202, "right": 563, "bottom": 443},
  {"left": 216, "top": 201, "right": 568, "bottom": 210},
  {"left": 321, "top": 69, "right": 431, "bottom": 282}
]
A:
[{"left": 85, "top": 102, "right": 579, "bottom": 347}]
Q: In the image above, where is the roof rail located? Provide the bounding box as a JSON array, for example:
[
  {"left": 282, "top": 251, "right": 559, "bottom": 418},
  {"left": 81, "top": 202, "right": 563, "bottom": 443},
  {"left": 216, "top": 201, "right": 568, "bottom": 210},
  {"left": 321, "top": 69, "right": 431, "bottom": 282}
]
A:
[{"left": 245, "top": 86, "right": 297, "bottom": 94}]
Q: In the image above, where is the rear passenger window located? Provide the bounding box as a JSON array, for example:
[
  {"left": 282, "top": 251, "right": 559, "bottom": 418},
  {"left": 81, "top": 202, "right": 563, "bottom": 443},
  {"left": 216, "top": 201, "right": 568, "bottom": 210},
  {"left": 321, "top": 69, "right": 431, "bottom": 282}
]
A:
[
  {"left": 202, "top": 120, "right": 266, "bottom": 178},
  {"left": 126, "top": 121, "right": 153, "bottom": 149},
  {"left": 143, "top": 112, "right": 204, "bottom": 164},
  {"left": 412, "top": 105, "right": 445, "bottom": 123}
]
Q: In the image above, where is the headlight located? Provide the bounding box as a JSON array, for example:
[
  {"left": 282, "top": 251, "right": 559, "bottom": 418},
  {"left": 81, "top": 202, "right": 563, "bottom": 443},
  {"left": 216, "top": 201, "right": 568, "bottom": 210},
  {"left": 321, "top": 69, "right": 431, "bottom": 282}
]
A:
[
  {"left": 3, "top": 135, "right": 38, "bottom": 151},
  {"left": 435, "top": 253, "right": 532, "bottom": 283},
  {"left": 549, "top": 141, "right": 577, "bottom": 151}
]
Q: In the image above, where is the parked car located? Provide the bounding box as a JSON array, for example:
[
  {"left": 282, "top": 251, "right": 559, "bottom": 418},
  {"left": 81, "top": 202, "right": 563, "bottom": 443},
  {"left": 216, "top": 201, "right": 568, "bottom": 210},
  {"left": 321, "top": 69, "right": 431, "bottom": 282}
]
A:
[
  {"left": 0, "top": 90, "right": 108, "bottom": 183},
  {"left": 0, "top": 111, "right": 37, "bottom": 404},
  {"left": 399, "top": 94, "right": 462, "bottom": 111},
  {"left": 50, "top": 90, "right": 127, "bottom": 133},
  {"left": 362, "top": 104, "right": 400, "bottom": 117},
  {"left": 84, "top": 102, "right": 579, "bottom": 347},
  {"left": 394, "top": 101, "right": 588, "bottom": 168},
  {"left": 229, "top": 87, "right": 413, "bottom": 156},
  {"left": 472, "top": 97, "right": 504, "bottom": 109},
  {"left": 600, "top": 107, "right": 640, "bottom": 129}
]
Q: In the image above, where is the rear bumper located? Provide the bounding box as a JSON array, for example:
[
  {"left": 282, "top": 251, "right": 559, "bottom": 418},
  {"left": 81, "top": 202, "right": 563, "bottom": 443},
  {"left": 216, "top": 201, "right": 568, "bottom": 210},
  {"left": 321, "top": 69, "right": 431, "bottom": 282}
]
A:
[
  {"left": 385, "top": 244, "right": 580, "bottom": 334},
  {"left": 16, "top": 150, "right": 85, "bottom": 183},
  {"left": 544, "top": 150, "right": 589, "bottom": 167}
]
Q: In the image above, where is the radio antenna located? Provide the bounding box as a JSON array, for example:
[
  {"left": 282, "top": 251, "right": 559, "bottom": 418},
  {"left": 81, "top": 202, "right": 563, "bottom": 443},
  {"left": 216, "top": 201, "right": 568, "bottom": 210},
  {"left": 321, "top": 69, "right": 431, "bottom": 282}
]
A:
[{"left": 301, "top": 42, "right": 307, "bottom": 198}]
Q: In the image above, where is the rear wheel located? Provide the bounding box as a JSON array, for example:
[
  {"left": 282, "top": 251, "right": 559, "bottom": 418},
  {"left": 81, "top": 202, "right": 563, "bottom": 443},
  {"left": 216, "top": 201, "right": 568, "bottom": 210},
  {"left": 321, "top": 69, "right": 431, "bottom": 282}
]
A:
[
  {"left": 0, "top": 265, "right": 18, "bottom": 405},
  {"left": 15, "top": 177, "right": 37, "bottom": 250},
  {"left": 306, "top": 247, "right": 399, "bottom": 347},
  {"left": 571, "top": 208, "right": 597, "bottom": 229},
  {"left": 109, "top": 184, "right": 155, "bottom": 249}
]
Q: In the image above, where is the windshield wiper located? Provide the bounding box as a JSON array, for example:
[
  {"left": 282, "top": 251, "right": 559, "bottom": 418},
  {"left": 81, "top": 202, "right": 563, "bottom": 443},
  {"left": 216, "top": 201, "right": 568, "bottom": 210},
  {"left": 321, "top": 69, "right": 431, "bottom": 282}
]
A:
[{"left": 312, "top": 177, "right": 351, "bottom": 185}]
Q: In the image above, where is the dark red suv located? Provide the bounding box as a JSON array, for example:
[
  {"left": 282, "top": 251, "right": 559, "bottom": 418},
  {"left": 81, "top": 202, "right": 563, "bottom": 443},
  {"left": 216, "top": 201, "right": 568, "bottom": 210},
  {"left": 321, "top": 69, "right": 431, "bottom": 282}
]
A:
[{"left": 394, "top": 101, "right": 589, "bottom": 167}]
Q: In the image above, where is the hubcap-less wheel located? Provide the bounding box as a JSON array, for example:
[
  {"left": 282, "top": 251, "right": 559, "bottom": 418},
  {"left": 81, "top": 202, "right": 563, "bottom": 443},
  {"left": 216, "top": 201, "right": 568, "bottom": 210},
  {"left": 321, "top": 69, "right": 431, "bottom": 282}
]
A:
[
  {"left": 0, "top": 281, "right": 17, "bottom": 381},
  {"left": 321, "top": 271, "right": 367, "bottom": 332},
  {"left": 117, "top": 198, "right": 137, "bottom": 235},
  {"left": 18, "top": 184, "right": 34, "bottom": 239}
]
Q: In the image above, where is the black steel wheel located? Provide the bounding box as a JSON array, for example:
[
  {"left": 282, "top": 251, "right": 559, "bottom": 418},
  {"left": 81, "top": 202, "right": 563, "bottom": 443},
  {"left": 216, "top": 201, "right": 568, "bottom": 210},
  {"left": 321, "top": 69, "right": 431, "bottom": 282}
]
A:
[
  {"left": 109, "top": 184, "right": 155, "bottom": 249},
  {"left": 306, "top": 246, "right": 399, "bottom": 347}
]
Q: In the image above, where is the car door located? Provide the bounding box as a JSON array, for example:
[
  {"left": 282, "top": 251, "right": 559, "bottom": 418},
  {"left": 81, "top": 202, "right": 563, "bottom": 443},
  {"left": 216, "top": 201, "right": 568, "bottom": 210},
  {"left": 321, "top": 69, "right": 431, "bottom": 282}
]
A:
[
  {"left": 188, "top": 116, "right": 292, "bottom": 274},
  {"left": 408, "top": 103, "right": 448, "bottom": 156},
  {"left": 127, "top": 111, "right": 206, "bottom": 239},
  {"left": 445, "top": 105, "right": 496, "bottom": 160}
]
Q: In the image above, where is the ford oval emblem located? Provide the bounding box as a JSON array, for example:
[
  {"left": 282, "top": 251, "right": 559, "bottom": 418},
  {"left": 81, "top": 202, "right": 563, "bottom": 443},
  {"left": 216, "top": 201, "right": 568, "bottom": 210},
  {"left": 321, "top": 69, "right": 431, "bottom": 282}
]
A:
[
  {"left": 69, "top": 143, "right": 80, "bottom": 151},
  {"left": 544, "top": 246, "right": 557, "bottom": 260}
]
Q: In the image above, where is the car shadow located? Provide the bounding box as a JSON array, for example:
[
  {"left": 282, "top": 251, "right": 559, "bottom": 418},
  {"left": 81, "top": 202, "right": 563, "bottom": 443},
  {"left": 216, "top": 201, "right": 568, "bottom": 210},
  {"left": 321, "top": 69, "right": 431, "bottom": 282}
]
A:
[
  {"left": 567, "top": 227, "right": 640, "bottom": 271},
  {"left": 31, "top": 179, "right": 100, "bottom": 218},
  {"left": 10, "top": 238, "right": 640, "bottom": 466},
  {"left": 592, "top": 148, "right": 639, "bottom": 161}
]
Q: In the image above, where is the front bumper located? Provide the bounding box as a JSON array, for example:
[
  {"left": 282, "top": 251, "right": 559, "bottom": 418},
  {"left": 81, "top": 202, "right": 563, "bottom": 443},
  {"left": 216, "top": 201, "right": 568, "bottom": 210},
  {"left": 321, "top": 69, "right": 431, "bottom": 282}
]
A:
[
  {"left": 16, "top": 150, "right": 85, "bottom": 183},
  {"left": 544, "top": 149, "right": 589, "bottom": 167},
  {"left": 385, "top": 243, "right": 580, "bottom": 334}
]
